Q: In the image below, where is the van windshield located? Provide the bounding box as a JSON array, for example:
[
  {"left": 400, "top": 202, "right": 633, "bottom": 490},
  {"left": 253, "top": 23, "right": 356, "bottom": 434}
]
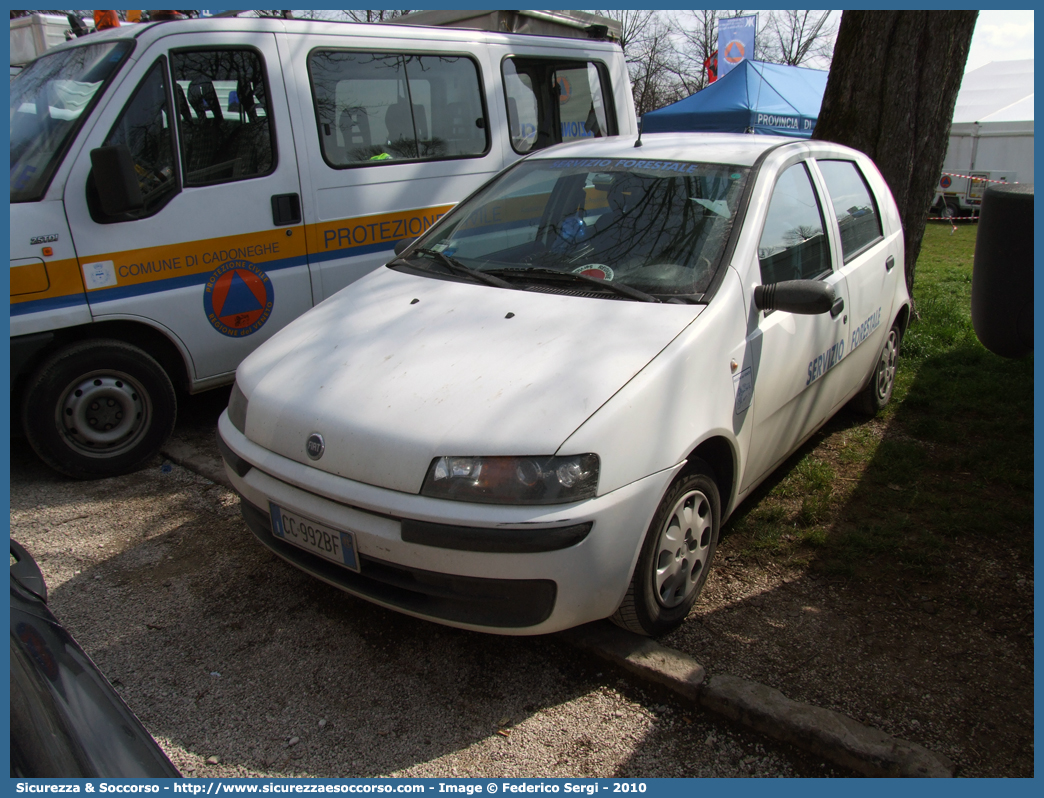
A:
[
  {"left": 10, "top": 40, "right": 132, "bottom": 202},
  {"left": 405, "top": 157, "right": 750, "bottom": 298}
]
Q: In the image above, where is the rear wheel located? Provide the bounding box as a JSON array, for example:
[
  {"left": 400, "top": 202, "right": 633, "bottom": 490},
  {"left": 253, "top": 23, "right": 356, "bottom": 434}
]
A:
[
  {"left": 612, "top": 462, "right": 720, "bottom": 636},
  {"left": 23, "top": 340, "right": 177, "bottom": 479},
  {"left": 851, "top": 322, "right": 901, "bottom": 416}
]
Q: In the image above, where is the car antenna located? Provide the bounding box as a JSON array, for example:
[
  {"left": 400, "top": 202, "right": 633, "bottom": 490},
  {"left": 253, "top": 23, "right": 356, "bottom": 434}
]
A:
[{"left": 634, "top": 117, "right": 644, "bottom": 148}]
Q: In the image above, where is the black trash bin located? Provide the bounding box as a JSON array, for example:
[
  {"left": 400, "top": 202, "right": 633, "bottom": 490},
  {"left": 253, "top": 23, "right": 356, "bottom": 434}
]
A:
[{"left": 971, "top": 182, "right": 1034, "bottom": 358}]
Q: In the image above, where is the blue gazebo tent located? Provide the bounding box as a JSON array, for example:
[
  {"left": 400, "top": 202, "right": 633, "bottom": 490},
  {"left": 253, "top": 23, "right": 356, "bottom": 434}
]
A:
[{"left": 642, "top": 60, "right": 828, "bottom": 138}]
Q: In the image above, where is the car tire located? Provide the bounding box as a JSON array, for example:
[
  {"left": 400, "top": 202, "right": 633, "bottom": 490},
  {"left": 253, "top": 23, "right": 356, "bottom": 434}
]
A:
[
  {"left": 22, "top": 340, "right": 177, "bottom": 480},
  {"left": 611, "top": 462, "right": 720, "bottom": 636},
  {"left": 851, "top": 322, "right": 901, "bottom": 416}
]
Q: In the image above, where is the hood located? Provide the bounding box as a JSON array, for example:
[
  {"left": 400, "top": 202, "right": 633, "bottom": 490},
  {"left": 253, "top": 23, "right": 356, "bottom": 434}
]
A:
[{"left": 239, "top": 267, "right": 704, "bottom": 494}]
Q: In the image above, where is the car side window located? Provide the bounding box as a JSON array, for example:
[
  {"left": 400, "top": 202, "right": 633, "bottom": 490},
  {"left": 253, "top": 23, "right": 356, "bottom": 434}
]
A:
[
  {"left": 170, "top": 48, "right": 275, "bottom": 187},
  {"left": 89, "top": 58, "right": 178, "bottom": 222},
  {"left": 758, "top": 163, "right": 831, "bottom": 284},
  {"left": 817, "top": 159, "right": 884, "bottom": 261},
  {"left": 503, "top": 57, "right": 617, "bottom": 154},
  {"left": 309, "top": 51, "right": 488, "bottom": 166}
]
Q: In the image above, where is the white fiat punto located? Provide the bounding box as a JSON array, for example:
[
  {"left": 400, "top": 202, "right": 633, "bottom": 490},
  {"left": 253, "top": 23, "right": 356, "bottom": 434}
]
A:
[{"left": 217, "top": 133, "right": 910, "bottom": 636}]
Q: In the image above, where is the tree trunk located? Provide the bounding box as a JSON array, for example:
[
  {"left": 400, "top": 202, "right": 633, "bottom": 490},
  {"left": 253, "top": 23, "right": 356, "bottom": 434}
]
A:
[{"left": 812, "top": 11, "right": 977, "bottom": 296}]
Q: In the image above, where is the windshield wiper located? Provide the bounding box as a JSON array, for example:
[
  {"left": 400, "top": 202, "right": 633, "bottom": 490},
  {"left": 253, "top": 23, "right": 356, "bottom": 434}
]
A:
[
  {"left": 487, "top": 267, "right": 661, "bottom": 304},
  {"left": 403, "top": 248, "right": 516, "bottom": 290}
]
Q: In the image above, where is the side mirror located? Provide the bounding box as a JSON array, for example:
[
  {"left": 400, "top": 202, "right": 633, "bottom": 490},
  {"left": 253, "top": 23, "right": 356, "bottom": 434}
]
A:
[
  {"left": 754, "top": 279, "right": 835, "bottom": 315},
  {"left": 393, "top": 238, "right": 416, "bottom": 256},
  {"left": 90, "top": 145, "right": 144, "bottom": 215}
]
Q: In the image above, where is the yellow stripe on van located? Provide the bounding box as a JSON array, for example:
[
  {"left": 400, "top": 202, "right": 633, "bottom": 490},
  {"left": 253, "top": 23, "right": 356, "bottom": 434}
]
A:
[
  {"left": 11, "top": 204, "right": 470, "bottom": 310},
  {"left": 308, "top": 205, "right": 455, "bottom": 256},
  {"left": 82, "top": 227, "right": 309, "bottom": 292},
  {"left": 10, "top": 261, "right": 50, "bottom": 295},
  {"left": 10, "top": 258, "right": 85, "bottom": 305}
]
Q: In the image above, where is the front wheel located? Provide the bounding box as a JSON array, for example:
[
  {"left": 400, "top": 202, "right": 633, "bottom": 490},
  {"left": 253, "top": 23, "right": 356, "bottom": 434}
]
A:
[
  {"left": 850, "top": 322, "right": 901, "bottom": 416},
  {"left": 22, "top": 340, "right": 177, "bottom": 479},
  {"left": 611, "top": 463, "right": 721, "bottom": 636}
]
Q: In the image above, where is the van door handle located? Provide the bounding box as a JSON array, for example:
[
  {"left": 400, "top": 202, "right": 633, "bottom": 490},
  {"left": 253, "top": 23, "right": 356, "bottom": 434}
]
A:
[
  {"left": 830, "top": 297, "right": 845, "bottom": 318},
  {"left": 885, "top": 255, "right": 895, "bottom": 272},
  {"left": 271, "top": 193, "right": 301, "bottom": 226}
]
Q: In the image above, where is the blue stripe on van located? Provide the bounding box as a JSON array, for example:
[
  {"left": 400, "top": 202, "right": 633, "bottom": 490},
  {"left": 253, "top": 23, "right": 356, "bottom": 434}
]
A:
[
  {"left": 307, "top": 241, "right": 395, "bottom": 264},
  {"left": 10, "top": 293, "right": 90, "bottom": 316}
]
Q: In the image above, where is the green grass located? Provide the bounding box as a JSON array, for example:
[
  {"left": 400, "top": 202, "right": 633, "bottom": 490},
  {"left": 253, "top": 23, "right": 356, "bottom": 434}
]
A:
[{"left": 725, "top": 222, "right": 1034, "bottom": 581}]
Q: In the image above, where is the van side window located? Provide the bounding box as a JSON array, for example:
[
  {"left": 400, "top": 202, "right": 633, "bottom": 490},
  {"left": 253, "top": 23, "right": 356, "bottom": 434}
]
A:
[
  {"left": 309, "top": 51, "right": 488, "bottom": 167},
  {"left": 170, "top": 48, "right": 275, "bottom": 186},
  {"left": 89, "top": 58, "right": 178, "bottom": 222},
  {"left": 503, "top": 58, "right": 617, "bottom": 154},
  {"left": 817, "top": 159, "right": 884, "bottom": 261},
  {"left": 758, "top": 163, "right": 831, "bottom": 285}
]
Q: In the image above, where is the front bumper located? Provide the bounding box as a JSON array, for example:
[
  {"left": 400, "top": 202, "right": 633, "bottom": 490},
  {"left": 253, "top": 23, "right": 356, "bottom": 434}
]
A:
[{"left": 217, "top": 412, "right": 679, "bottom": 635}]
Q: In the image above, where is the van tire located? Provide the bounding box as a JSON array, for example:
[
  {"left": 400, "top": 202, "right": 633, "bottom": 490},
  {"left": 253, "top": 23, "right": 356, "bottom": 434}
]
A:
[
  {"left": 611, "top": 462, "right": 720, "bottom": 636},
  {"left": 22, "top": 340, "right": 177, "bottom": 479}
]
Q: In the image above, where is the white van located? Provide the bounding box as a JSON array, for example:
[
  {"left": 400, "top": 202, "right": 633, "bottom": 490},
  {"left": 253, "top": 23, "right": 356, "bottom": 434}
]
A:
[{"left": 9, "top": 16, "right": 636, "bottom": 479}]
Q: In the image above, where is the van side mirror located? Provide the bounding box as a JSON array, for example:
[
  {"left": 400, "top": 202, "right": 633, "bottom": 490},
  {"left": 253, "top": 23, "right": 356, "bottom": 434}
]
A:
[
  {"left": 90, "top": 145, "right": 144, "bottom": 215},
  {"left": 393, "top": 238, "right": 415, "bottom": 256},
  {"left": 754, "top": 280, "right": 835, "bottom": 315}
]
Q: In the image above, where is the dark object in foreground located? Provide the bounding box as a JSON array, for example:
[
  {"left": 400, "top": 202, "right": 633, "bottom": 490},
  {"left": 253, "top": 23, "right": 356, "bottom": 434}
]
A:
[
  {"left": 10, "top": 541, "right": 181, "bottom": 778},
  {"left": 971, "top": 183, "right": 1034, "bottom": 358}
]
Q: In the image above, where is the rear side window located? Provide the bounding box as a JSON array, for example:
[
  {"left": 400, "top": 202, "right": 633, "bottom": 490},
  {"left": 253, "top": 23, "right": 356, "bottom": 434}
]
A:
[
  {"left": 758, "top": 163, "right": 831, "bottom": 284},
  {"left": 503, "top": 57, "right": 616, "bottom": 154},
  {"left": 309, "top": 51, "right": 488, "bottom": 167},
  {"left": 817, "top": 159, "right": 884, "bottom": 261},
  {"left": 170, "top": 48, "right": 275, "bottom": 186}
]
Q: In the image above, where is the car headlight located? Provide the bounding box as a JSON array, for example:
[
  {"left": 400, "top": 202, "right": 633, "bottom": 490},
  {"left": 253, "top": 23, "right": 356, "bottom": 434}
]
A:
[
  {"left": 421, "top": 454, "right": 599, "bottom": 505},
  {"left": 228, "top": 381, "right": 248, "bottom": 434}
]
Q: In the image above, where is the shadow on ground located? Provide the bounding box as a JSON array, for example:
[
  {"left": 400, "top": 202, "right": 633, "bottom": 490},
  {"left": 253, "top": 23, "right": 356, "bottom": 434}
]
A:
[{"left": 660, "top": 342, "right": 1034, "bottom": 777}]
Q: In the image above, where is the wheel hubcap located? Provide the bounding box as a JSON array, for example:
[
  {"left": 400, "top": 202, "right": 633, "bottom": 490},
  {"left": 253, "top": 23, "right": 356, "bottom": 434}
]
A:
[
  {"left": 58, "top": 371, "right": 150, "bottom": 456},
  {"left": 875, "top": 330, "right": 898, "bottom": 400},
  {"left": 654, "top": 488, "right": 713, "bottom": 608}
]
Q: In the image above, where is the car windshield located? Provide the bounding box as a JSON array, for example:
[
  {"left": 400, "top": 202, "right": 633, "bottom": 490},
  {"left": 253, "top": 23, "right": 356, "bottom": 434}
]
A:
[
  {"left": 10, "top": 40, "right": 132, "bottom": 202},
  {"left": 410, "top": 157, "right": 750, "bottom": 298}
]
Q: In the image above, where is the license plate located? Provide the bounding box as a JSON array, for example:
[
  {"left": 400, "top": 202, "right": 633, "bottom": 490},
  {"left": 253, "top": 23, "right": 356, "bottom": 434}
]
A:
[{"left": 269, "top": 503, "right": 359, "bottom": 572}]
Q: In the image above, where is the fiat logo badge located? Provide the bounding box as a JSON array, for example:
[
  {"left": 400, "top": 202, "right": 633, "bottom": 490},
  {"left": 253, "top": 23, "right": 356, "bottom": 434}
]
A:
[{"left": 306, "top": 433, "right": 325, "bottom": 460}]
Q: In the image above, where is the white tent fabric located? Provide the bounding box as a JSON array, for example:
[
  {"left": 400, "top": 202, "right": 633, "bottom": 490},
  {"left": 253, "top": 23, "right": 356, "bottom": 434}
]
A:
[
  {"left": 941, "top": 59, "right": 1034, "bottom": 188},
  {"left": 953, "top": 59, "right": 1033, "bottom": 124}
]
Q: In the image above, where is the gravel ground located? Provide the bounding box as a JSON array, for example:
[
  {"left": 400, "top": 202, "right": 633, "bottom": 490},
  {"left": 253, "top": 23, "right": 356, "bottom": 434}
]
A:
[{"left": 11, "top": 431, "right": 848, "bottom": 779}]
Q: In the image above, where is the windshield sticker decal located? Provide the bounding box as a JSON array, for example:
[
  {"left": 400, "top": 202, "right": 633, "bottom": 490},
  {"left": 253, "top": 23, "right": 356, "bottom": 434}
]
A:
[
  {"left": 573, "top": 264, "right": 614, "bottom": 280},
  {"left": 204, "top": 259, "right": 274, "bottom": 338},
  {"left": 548, "top": 158, "right": 705, "bottom": 173}
]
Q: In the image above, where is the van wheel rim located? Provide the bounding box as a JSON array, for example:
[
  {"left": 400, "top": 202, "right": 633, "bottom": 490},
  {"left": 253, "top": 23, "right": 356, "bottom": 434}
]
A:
[
  {"left": 654, "top": 488, "right": 713, "bottom": 608},
  {"left": 58, "top": 370, "right": 150, "bottom": 456}
]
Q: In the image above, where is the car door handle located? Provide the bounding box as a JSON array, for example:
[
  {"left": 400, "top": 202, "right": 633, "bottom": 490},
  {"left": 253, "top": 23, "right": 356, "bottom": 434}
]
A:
[
  {"left": 271, "top": 193, "right": 301, "bottom": 226},
  {"left": 830, "top": 297, "right": 845, "bottom": 318},
  {"left": 885, "top": 255, "right": 895, "bottom": 272}
]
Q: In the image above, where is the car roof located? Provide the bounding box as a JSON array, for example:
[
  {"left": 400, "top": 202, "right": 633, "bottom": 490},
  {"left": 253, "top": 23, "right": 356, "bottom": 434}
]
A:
[{"left": 528, "top": 132, "right": 808, "bottom": 168}]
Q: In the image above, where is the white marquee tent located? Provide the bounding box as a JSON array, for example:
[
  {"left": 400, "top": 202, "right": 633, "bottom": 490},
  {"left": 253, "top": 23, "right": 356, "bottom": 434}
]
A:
[{"left": 944, "top": 59, "right": 1034, "bottom": 184}]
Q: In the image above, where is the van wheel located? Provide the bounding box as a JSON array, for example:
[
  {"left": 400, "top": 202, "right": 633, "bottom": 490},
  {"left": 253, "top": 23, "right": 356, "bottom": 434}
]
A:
[
  {"left": 23, "top": 340, "right": 177, "bottom": 480},
  {"left": 611, "top": 462, "right": 720, "bottom": 636},
  {"left": 850, "top": 323, "right": 901, "bottom": 416}
]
